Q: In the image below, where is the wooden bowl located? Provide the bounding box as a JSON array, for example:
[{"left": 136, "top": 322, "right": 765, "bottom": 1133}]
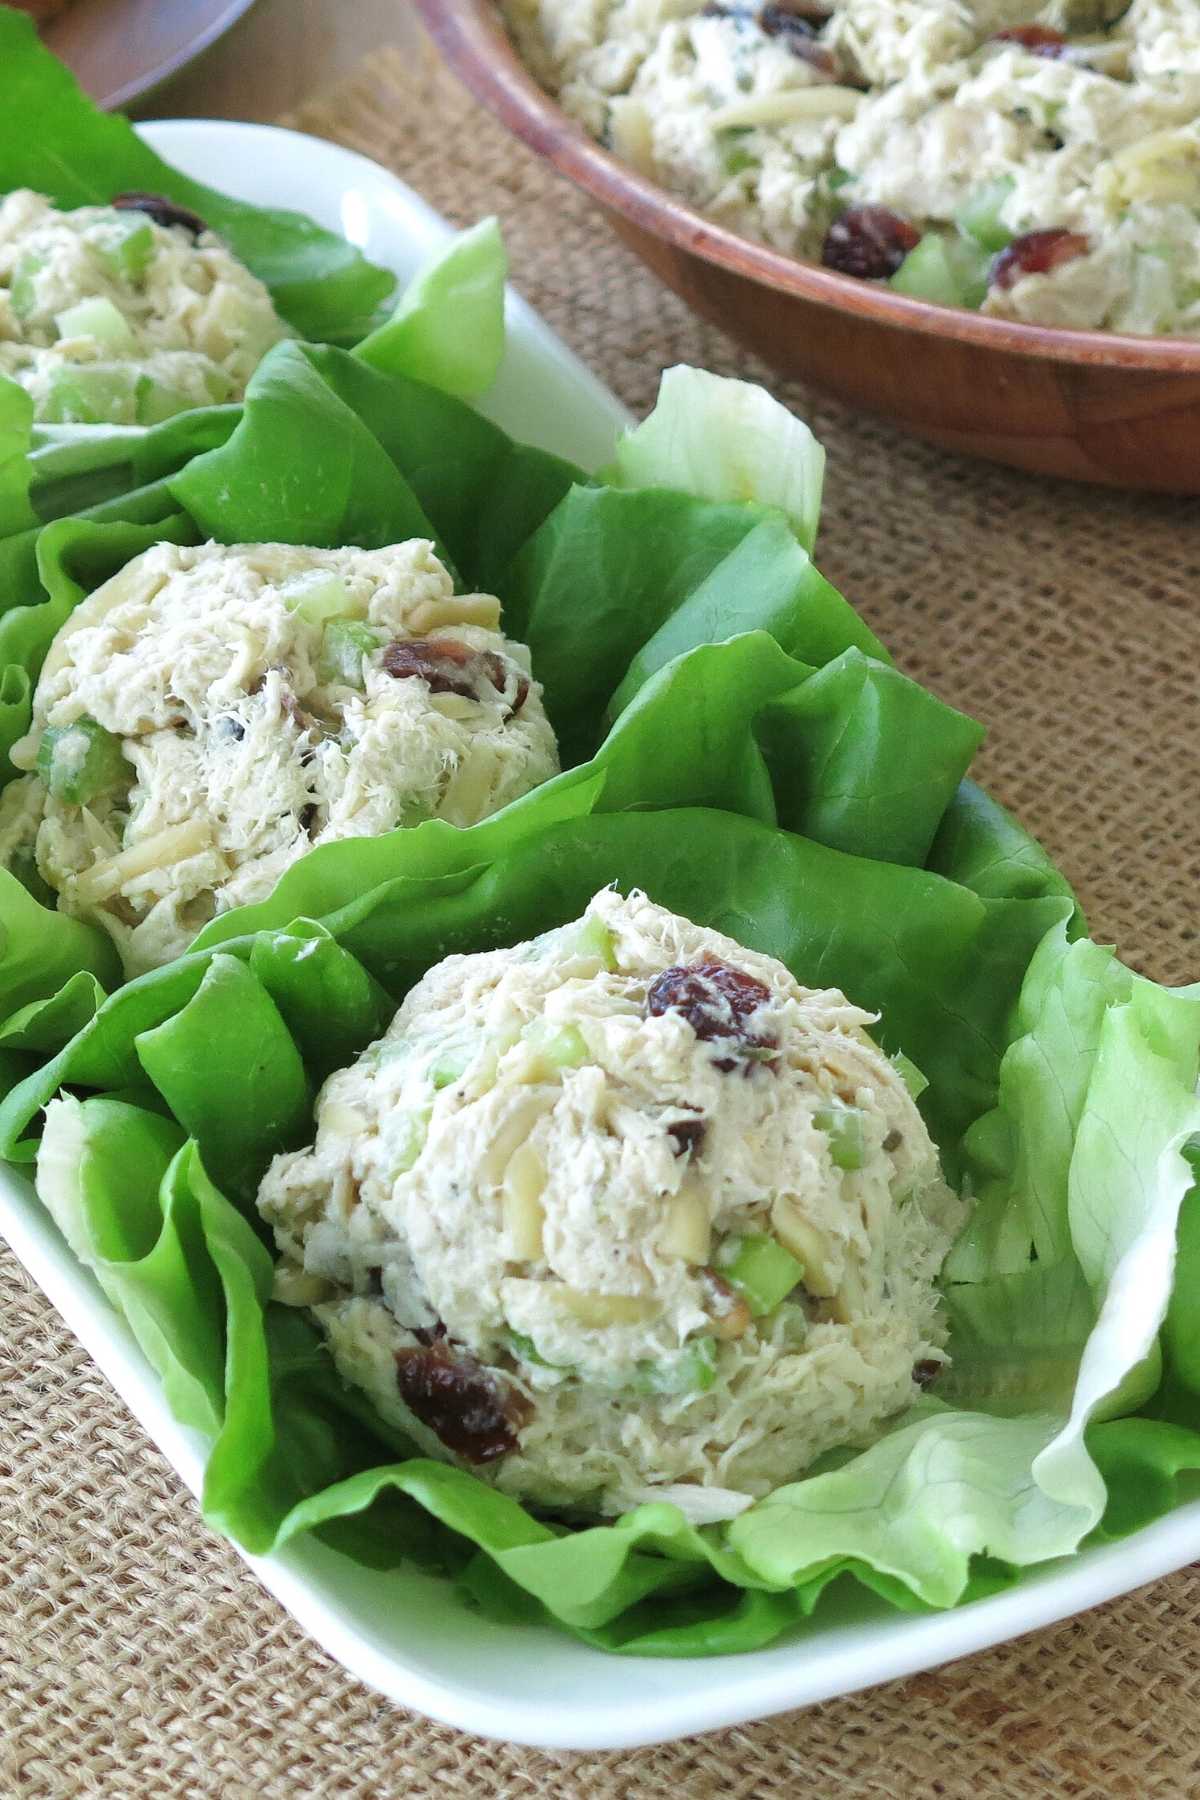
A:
[
  {"left": 417, "top": 0, "right": 1200, "bottom": 491},
  {"left": 43, "top": 0, "right": 258, "bottom": 112}
]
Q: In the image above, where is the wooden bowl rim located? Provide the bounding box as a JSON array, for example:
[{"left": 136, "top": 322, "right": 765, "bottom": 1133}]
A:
[{"left": 418, "top": 0, "right": 1200, "bottom": 375}]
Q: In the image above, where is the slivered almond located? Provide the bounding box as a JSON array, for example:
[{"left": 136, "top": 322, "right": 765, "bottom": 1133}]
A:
[
  {"left": 321, "top": 1101, "right": 370, "bottom": 1138},
  {"left": 441, "top": 747, "right": 498, "bottom": 824},
  {"left": 71, "top": 819, "right": 211, "bottom": 903},
  {"left": 408, "top": 594, "right": 502, "bottom": 634},
  {"left": 709, "top": 86, "right": 861, "bottom": 130},
  {"left": 502, "top": 1143, "right": 547, "bottom": 1260},
  {"left": 659, "top": 1186, "right": 711, "bottom": 1264},
  {"left": 272, "top": 1265, "right": 338, "bottom": 1307},
  {"left": 481, "top": 1097, "right": 552, "bottom": 1186},
  {"left": 554, "top": 1288, "right": 660, "bottom": 1328},
  {"left": 770, "top": 1197, "right": 838, "bottom": 1296}
]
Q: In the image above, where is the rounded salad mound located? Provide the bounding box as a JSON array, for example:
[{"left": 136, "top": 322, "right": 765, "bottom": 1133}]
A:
[
  {"left": 0, "top": 539, "right": 559, "bottom": 973},
  {"left": 504, "top": 0, "right": 1200, "bottom": 337},
  {"left": 0, "top": 188, "right": 288, "bottom": 423},
  {"left": 258, "top": 888, "right": 964, "bottom": 1520}
]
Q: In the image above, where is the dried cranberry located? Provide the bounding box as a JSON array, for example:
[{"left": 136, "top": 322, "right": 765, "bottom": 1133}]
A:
[
  {"left": 667, "top": 1118, "right": 707, "bottom": 1157},
  {"left": 990, "top": 228, "right": 1090, "bottom": 292},
  {"left": 822, "top": 206, "right": 920, "bottom": 281},
  {"left": 647, "top": 960, "right": 775, "bottom": 1070},
  {"left": 480, "top": 651, "right": 530, "bottom": 717},
  {"left": 788, "top": 38, "right": 840, "bottom": 76},
  {"left": 383, "top": 637, "right": 526, "bottom": 716},
  {"left": 991, "top": 24, "right": 1068, "bottom": 56},
  {"left": 763, "top": 0, "right": 832, "bottom": 19},
  {"left": 913, "top": 1359, "right": 942, "bottom": 1388},
  {"left": 112, "top": 191, "right": 208, "bottom": 237},
  {"left": 758, "top": 4, "right": 843, "bottom": 74},
  {"left": 278, "top": 688, "right": 318, "bottom": 742},
  {"left": 383, "top": 636, "right": 472, "bottom": 692},
  {"left": 395, "top": 1340, "right": 530, "bottom": 1463},
  {"left": 759, "top": 4, "right": 817, "bottom": 38},
  {"left": 647, "top": 960, "right": 769, "bottom": 1037}
]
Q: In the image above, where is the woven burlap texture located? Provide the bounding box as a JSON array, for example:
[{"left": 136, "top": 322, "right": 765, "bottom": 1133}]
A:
[{"left": 5, "top": 39, "right": 1199, "bottom": 1799}]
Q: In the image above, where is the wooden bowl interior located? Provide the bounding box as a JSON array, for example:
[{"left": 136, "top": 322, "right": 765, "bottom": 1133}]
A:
[{"left": 416, "top": 0, "right": 1200, "bottom": 488}]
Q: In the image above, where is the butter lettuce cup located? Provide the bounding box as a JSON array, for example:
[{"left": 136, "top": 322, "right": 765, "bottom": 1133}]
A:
[{"left": 1, "top": 489, "right": 1197, "bottom": 1651}]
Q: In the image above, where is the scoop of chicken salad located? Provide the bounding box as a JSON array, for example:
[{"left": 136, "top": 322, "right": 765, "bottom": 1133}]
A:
[
  {"left": 505, "top": 0, "right": 1200, "bottom": 336},
  {"left": 0, "top": 188, "right": 288, "bottom": 424},
  {"left": 0, "top": 540, "right": 559, "bottom": 973},
  {"left": 258, "top": 888, "right": 964, "bottom": 1521}
]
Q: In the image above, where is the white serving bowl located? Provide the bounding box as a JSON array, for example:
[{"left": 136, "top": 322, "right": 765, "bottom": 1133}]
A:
[{"left": 2, "top": 119, "right": 1197, "bottom": 1750}]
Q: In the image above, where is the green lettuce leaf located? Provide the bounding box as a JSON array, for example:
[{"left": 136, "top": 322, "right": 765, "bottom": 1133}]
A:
[
  {"left": 603, "top": 365, "right": 825, "bottom": 552},
  {"left": 0, "top": 375, "right": 36, "bottom": 537},
  {"left": 728, "top": 1406, "right": 1091, "bottom": 1608},
  {"left": 506, "top": 495, "right": 883, "bottom": 765},
  {"left": 354, "top": 217, "right": 507, "bottom": 398},
  {"left": 170, "top": 342, "right": 441, "bottom": 555}
]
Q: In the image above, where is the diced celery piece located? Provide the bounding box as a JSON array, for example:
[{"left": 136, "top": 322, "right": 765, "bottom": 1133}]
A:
[
  {"left": 98, "top": 218, "right": 156, "bottom": 283},
  {"left": 955, "top": 177, "right": 1016, "bottom": 252},
  {"left": 55, "top": 296, "right": 136, "bottom": 352},
  {"left": 945, "top": 236, "right": 993, "bottom": 309},
  {"left": 890, "top": 236, "right": 961, "bottom": 308},
  {"left": 818, "top": 168, "right": 857, "bottom": 215},
  {"left": 430, "top": 1040, "right": 475, "bottom": 1089},
  {"left": 9, "top": 251, "right": 44, "bottom": 322},
  {"left": 717, "top": 127, "right": 758, "bottom": 177},
  {"left": 891, "top": 235, "right": 991, "bottom": 310},
  {"left": 390, "top": 1105, "right": 431, "bottom": 1174},
  {"left": 280, "top": 569, "right": 355, "bottom": 626},
  {"left": 36, "top": 716, "right": 128, "bottom": 806},
  {"left": 717, "top": 1232, "right": 804, "bottom": 1316},
  {"left": 319, "top": 617, "right": 378, "bottom": 688},
  {"left": 891, "top": 1050, "right": 929, "bottom": 1100},
  {"left": 1122, "top": 250, "right": 1175, "bottom": 331},
  {"left": 520, "top": 1018, "right": 588, "bottom": 1070},
  {"left": 508, "top": 1330, "right": 570, "bottom": 1370},
  {"left": 634, "top": 1337, "right": 718, "bottom": 1395},
  {"left": 559, "top": 913, "right": 617, "bottom": 971},
  {"left": 135, "top": 376, "right": 194, "bottom": 426},
  {"left": 814, "top": 1101, "right": 865, "bottom": 1171},
  {"left": 41, "top": 363, "right": 139, "bottom": 425}
]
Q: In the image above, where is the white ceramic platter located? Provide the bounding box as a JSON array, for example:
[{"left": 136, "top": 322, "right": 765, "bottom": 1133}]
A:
[{"left": 2, "top": 120, "right": 1197, "bottom": 1752}]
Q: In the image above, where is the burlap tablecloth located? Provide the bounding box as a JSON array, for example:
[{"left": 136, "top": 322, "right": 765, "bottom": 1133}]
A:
[{"left": 5, "top": 37, "right": 1200, "bottom": 1798}]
